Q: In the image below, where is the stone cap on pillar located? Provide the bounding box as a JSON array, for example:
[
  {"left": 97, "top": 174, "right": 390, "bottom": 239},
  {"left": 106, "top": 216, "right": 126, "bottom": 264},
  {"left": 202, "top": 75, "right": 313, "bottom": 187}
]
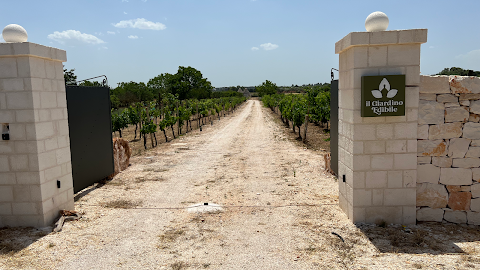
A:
[
  {"left": 335, "top": 29, "right": 427, "bottom": 54},
  {"left": 0, "top": 42, "right": 66, "bottom": 62}
]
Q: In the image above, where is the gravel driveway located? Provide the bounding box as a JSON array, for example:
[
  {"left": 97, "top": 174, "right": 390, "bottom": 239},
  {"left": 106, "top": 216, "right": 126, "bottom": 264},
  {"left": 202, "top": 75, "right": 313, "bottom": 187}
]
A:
[{"left": 1, "top": 100, "right": 480, "bottom": 270}]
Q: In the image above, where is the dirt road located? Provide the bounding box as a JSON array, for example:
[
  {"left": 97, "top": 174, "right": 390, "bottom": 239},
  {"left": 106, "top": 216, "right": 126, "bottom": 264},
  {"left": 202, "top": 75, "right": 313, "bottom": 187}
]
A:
[{"left": 2, "top": 100, "right": 479, "bottom": 270}]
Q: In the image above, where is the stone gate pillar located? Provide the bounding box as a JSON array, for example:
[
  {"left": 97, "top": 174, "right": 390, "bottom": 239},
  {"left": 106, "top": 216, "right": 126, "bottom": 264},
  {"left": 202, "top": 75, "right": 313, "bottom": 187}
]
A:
[
  {"left": 335, "top": 28, "right": 427, "bottom": 224},
  {"left": 0, "top": 25, "right": 74, "bottom": 227}
]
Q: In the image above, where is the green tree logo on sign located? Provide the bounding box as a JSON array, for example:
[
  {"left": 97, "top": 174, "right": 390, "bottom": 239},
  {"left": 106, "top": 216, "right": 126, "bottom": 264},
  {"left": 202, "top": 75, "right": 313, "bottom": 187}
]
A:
[{"left": 371, "top": 78, "right": 398, "bottom": 99}]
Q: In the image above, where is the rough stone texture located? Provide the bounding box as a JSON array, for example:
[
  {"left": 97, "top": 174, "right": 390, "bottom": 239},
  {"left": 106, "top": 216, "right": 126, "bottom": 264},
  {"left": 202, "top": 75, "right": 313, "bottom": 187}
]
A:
[
  {"left": 466, "top": 147, "right": 480, "bottom": 158},
  {"left": 417, "top": 156, "right": 431, "bottom": 164},
  {"left": 460, "top": 100, "right": 470, "bottom": 106},
  {"left": 452, "top": 158, "right": 480, "bottom": 168},
  {"left": 420, "top": 75, "right": 450, "bottom": 94},
  {"left": 447, "top": 185, "right": 471, "bottom": 193},
  {"left": 447, "top": 138, "right": 471, "bottom": 158},
  {"left": 459, "top": 93, "right": 480, "bottom": 101},
  {"left": 445, "top": 107, "right": 469, "bottom": 123},
  {"left": 428, "top": 123, "right": 463, "bottom": 140},
  {"left": 437, "top": 94, "right": 458, "bottom": 103},
  {"left": 444, "top": 211, "right": 467, "bottom": 223},
  {"left": 450, "top": 75, "right": 480, "bottom": 94},
  {"left": 445, "top": 103, "right": 460, "bottom": 108},
  {"left": 471, "top": 198, "right": 480, "bottom": 212},
  {"left": 463, "top": 122, "right": 480, "bottom": 140},
  {"left": 416, "top": 207, "right": 444, "bottom": 222},
  {"left": 418, "top": 140, "right": 448, "bottom": 156},
  {"left": 471, "top": 184, "right": 480, "bottom": 198},
  {"left": 447, "top": 192, "right": 471, "bottom": 211},
  {"left": 110, "top": 138, "right": 132, "bottom": 177},
  {"left": 417, "top": 75, "right": 480, "bottom": 225},
  {"left": 417, "top": 164, "right": 440, "bottom": 184},
  {"left": 419, "top": 93, "right": 436, "bottom": 100},
  {"left": 416, "top": 183, "right": 448, "bottom": 208},
  {"left": 417, "top": 125, "right": 429, "bottom": 140},
  {"left": 467, "top": 211, "right": 480, "bottom": 225},
  {"left": 473, "top": 168, "right": 480, "bottom": 182},
  {"left": 470, "top": 100, "right": 480, "bottom": 115},
  {"left": 432, "top": 157, "right": 452, "bottom": 167},
  {"left": 418, "top": 100, "right": 444, "bottom": 125},
  {"left": 440, "top": 168, "right": 472, "bottom": 185},
  {"left": 470, "top": 113, "right": 480, "bottom": 123}
]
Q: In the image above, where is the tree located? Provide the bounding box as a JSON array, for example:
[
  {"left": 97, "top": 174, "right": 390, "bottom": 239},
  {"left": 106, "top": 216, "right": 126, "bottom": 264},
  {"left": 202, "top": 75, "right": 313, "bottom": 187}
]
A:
[
  {"left": 169, "top": 66, "right": 213, "bottom": 100},
  {"left": 436, "top": 67, "right": 480, "bottom": 76},
  {"left": 64, "top": 67, "right": 77, "bottom": 85},
  {"left": 147, "top": 73, "right": 174, "bottom": 100},
  {"left": 256, "top": 80, "right": 278, "bottom": 97},
  {"left": 79, "top": 80, "right": 103, "bottom": 87},
  {"left": 111, "top": 81, "right": 154, "bottom": 106}
]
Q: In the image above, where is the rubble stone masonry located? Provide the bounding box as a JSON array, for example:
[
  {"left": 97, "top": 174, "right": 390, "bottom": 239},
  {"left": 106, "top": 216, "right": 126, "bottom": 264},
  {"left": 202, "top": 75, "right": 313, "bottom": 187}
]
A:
[{"left": 417, "top": 75, "right": 480, "bottom": 225}]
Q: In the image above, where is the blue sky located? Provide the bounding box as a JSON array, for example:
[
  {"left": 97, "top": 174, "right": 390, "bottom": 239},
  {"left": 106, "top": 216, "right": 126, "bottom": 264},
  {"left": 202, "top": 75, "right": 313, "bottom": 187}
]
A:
[{"left": 1, "top": 0, "right": 479, "bottom": 88}]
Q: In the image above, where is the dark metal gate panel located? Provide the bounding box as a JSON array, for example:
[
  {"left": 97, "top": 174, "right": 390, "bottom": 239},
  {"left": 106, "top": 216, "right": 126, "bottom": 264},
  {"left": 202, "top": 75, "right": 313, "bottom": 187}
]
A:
[
  {"left": 330, "top": 80, "right": 338, "bottom": 176},
  {"left": 66, "top": 86, "right": 114, "bottom": 193}
]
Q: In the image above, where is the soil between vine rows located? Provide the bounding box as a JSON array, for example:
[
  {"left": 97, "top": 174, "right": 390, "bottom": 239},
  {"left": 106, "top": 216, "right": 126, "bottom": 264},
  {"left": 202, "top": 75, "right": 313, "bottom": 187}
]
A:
[{"left": 1, "top": 100, "right": 480, "bottom": 270}]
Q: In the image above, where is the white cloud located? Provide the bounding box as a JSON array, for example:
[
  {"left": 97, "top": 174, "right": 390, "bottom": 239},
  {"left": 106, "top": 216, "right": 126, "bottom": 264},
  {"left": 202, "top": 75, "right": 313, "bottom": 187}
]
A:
[
  {"left": 260, "top": 43, "right": 279, "bottom": 50},
  {"left": 128, "top": 35, "right": 139, "bottom": 39},
  {"left": 122, "top": 0, "right": 128, "bottom": 2},
  {"left": 251, "top": 47, "right": 259, "bottom": 51},
  {"left": 429, "top": 46, "right": 434, "bottom": 49},
  {"left": 124, "top": 11, "right": 127, "bottom": 14},
  {"left": 107, "top": 31, "right": 116, "bottom": 35},
  {"left": 456, "top": 49, "right": 480, "bottom": 59},
  {"left": 48, "top": 30, "right": 105, "bottom": 45},
  {"left": 454, "top": 49, "right": 480, "bottom": 70},
  {"left": 113, "top": 18, "right": 166, "bottom": 30}
]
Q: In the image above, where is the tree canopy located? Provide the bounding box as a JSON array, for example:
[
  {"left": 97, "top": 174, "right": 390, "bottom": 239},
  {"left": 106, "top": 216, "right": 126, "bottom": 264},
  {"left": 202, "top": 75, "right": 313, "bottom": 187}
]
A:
[
  {"left": 64, "top": 67, "right": 77, "bottom": 85},
  {"left": 256, "top": 80, "right": 278, "bottom": 97},
  {"left": 436, "top": 67, "right": 480, "bottom": 76},
  {"left": 65, "top": 66, "right": 216, "bottom": 108}
]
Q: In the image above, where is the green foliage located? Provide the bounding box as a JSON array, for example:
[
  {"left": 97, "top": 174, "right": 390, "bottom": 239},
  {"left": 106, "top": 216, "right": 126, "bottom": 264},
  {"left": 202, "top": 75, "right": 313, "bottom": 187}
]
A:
[
  {"left": 256, "top": 80, "right": 278, "bottom": 97},
  {"left": 211, "top": 90, "right": 244, "bottom": 98},
  {"left": 63, "top": 67, "right": 77, "bottom": 85},
  {"left": 79, "top": 80, "right": 103, "bottom": 87},
  {"left": 140, "top": 120, "right": 157, "bottom": 135},
  {"left": 436, "top": 67, "right": 480, "bottom": 76},
  {"left": 111, "top": 109, "right": 129, "bottom": 137},
  {"left": 110, "top": 81, "right": 154, "bottom": 107},
  {"left": 262, "top": 83, "right": 331, "bottom": 135}
]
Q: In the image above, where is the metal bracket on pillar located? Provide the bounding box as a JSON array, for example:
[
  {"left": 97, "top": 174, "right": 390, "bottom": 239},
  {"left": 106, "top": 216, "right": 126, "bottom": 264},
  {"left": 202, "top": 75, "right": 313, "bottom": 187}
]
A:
[{"left": 331, "top": 68, "right": 339, "bottom": 81}]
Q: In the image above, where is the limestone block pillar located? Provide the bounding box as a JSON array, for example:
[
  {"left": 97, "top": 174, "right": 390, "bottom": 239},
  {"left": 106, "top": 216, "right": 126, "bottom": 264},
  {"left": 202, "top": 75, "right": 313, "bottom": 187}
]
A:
[
  {"left": 0, "top": 42, "right": 74, "bottom": 227},
  {"left": 335, "top": 29, "right": 427, "bottom": 224}
]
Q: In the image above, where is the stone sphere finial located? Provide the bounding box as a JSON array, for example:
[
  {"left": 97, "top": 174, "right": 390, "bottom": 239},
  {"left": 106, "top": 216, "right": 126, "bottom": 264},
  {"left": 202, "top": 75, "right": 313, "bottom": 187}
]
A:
[
  {"left": 2, "top": 24, "right": 28, "bottom": 43},
  {"left": 365, "top": 11, "right": 389, "bottom": 32}
]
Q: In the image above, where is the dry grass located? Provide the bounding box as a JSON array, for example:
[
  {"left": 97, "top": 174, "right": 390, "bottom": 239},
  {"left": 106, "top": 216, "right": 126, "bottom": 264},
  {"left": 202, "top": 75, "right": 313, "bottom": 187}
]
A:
[
  {"left": 158, "top": 229, "right": 186, "bottom": 243},
  {"left": 102, "top": 199, "right": 141, "bottom": 209},
  {"left": 171, "top": 261, "right": 187, "bottom": 270}
]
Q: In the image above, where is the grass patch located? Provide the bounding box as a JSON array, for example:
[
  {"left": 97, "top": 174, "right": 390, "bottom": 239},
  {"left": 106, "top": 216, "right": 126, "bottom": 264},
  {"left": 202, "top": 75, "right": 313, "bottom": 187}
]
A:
[{"left": 102, "top": 199, "right": 141, "bottom": 209}]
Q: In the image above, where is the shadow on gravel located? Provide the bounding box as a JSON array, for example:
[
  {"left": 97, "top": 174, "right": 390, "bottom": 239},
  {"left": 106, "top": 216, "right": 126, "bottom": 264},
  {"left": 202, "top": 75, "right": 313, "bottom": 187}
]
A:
[
  {"left": 356, "top": 222, "right": 480, "bottom": 255},
  {"left": 0, "top": 227, "right": 50, "bottom": 255}
]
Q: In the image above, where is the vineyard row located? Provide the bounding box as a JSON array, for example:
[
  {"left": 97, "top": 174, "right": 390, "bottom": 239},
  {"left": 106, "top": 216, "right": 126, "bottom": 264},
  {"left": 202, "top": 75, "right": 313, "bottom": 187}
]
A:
[
  {"left": 261, "top": 86, "right": 331, "bottom": 142},
  {"left": 111, "top": 94, "right": 247, "bottom": 149}
]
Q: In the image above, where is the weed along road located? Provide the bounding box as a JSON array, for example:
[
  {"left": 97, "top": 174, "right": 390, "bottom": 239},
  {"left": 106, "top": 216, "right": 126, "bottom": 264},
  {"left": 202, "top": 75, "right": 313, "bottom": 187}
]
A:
[{"left": 4, "top": 100, "right": 478, "bottom": 270}]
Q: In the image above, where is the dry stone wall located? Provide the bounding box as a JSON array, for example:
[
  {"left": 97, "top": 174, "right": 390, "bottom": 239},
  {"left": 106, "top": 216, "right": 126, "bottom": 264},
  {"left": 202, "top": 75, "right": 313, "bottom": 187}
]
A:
[{"left": 417, "top": 75, "right": 480, "bottom": 225}]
